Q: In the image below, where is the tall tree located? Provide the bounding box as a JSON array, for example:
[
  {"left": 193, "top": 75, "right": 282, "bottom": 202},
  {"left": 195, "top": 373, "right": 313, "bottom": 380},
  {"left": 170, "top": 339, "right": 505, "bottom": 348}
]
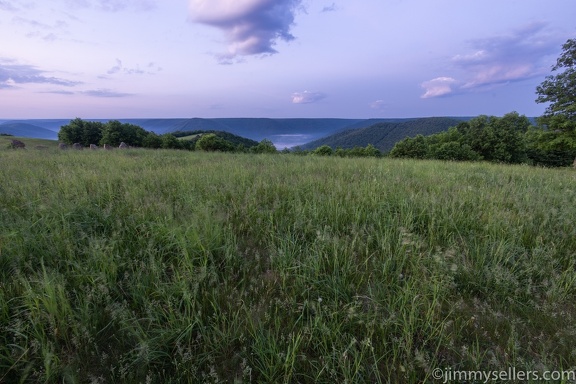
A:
[
  {"left": 100, "top": 120, "right": 148, "bottom": 147},
  {"left": 531, "top": 38, "right": 576, "bottom": 166},
  {"left": 58, "top": 118, "right": 104, "bottom": 146},
  {"left": 58, "top": 118, "right": 85, "bottom": 145},
  {"left": 536, "top": 38, "right": 576, "bottom": 130},
  {"left": 195, "top": 133, "right": 235, "bottom": 152}
]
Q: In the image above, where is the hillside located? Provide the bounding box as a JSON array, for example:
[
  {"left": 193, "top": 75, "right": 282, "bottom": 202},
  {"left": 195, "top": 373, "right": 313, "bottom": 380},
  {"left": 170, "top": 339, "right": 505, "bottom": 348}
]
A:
[
  {"left": 0, "top": 136, "right": 58, "bottom": 149},
  {"left": 164, "top": 118, "right": 366, "bottom": 149},
  {"left": 0, "top": 118, "right": 379, "bottom": 148},
  {"left": 0, "top": 122, "right": 59, "bottom": 140},
  {"left": 0, "top": 117, "right": 489, "bottom": 149},
  {"left": 300, "top": 117, "right": 467, "bottom": 152},
  {"left": 172, "top": 130, "right": 260, "bottom": 148}
]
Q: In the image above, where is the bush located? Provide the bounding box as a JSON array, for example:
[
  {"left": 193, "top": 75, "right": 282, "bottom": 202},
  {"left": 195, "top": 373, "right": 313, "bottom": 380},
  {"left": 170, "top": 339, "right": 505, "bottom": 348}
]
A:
[
  {"left": 429, "top": 142, "right": 481, "bottom": 161},
  {"left": 313, "top": 145, "right": 333, "bottom": 156},
  {"left": 195, "top": 133, "right": 235, "bottom": 152},
  {"left": 389, "top": 135, "right": 428, "bottom": 159},
  {"left": 251, "top": 139, "right": 277, "bottom": 154}
]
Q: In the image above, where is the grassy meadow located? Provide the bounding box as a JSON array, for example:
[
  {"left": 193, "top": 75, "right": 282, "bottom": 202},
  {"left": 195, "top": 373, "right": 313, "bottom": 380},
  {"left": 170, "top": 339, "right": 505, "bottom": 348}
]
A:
[{"left": 1, "top": 145, "right": 576, "bottom": 383}]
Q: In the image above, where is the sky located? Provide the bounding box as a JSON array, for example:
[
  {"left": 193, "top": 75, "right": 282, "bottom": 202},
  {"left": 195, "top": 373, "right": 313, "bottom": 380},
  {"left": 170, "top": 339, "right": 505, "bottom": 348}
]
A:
[{"left": 0, "top": 0, "right": 574, "bottom": 119}]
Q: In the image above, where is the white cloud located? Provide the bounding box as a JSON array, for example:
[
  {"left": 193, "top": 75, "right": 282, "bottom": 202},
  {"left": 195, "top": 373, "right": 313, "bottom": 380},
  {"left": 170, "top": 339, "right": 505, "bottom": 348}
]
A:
[
  {"left": 189, "top": 0, "right": 302, "bottom": 59},
  {"left": 420, "top": 77, "right": 457, "bottom": 99},
  {"left": 291, "top": 90, "right": 326, "bottom": 104}
]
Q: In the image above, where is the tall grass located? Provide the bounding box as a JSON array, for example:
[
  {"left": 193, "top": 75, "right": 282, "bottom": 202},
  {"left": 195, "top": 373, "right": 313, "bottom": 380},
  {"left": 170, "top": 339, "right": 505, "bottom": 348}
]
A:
[{"left": 1, "top": 148, "right": 575, "bottom": 382}]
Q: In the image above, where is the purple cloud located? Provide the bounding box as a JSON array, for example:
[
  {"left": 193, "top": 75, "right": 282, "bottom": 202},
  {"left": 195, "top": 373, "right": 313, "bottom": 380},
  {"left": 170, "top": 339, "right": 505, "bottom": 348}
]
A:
[
  {"left": 189, "top": 0, "right": 302, "bottom": 60},
  {"left": 291, "top": 90, "right": 326, "bottom": 104},
  {"left": 106, "top": 59, "right": 162, "bottom": 75},
  {"left": 83, "top": 88, "right": 133, "bottom": 97},
  {"left": 420, "top": 77, "right": 458, "bottom": 99},
  {"left": 370, "top": 99, "right": 388, "bottom": 110},
  {"left": 64, "top": 0, "right": 157, "bottom": 12},
  {"left": 321, "top": 3, "right": 337, "bottom": 12},
  {"left": 421, "top": 22, "right": 564, "bottom": 98},
  {"left": 0, "top": 60, "right": 80, "bottom": 88},
  {"left": 41, "top": 90, "right": 76, "bottom": 95},
  {"left": 12, "top": 16, "right": 69, "bottom": 42},
  {"left": 0, "top": 1, "right": 18, "bottom": 11}
]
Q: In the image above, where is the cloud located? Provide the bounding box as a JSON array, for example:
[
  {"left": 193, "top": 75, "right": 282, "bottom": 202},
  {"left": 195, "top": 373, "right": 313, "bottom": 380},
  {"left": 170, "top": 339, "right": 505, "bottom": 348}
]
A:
[
  {"left": 370, "top": 100, "right": 387, "bottom": 110},
  {"left": 421, "top": 22, "right": 564, "bottom": 98},
  {"left": 291, "top": 90, "right": 326, "bottom": 104},
  {"left": 189, "top": 0, "right": 302, "bottom": 59},
  {"left": 12, "top": 16, "right": 69, "bottom": 42},
  {"left": 64, "top": 0, "right": 157, "bottom": 12},
  {"left": 82, "top": 89, "right": 133, "bottom": 97},
  {"left": 455, "top": 23, "right": 560, "bottom": 88},
  {"left": 41, "top": 90, "right": 76, "bottom": 95},
  {"left": 0, "top": 1, "right": 18, "bottom": 11},
  {"left": 106, "top": 59, "right": 162, "bottom": 75},
  {"left": 420, "top": 77, "right": 457, "bottom": 99},
  {"left": 0, "top": 60, "right": 80, "bottom": 88},
  {"left": 321, "top": 3, "right": 338, "bottom": 12}
]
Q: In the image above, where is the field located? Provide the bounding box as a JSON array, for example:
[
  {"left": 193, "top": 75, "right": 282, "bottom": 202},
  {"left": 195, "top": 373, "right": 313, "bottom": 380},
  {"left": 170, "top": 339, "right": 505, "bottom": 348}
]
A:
[
  {"left": 1, "top": 147, "right": 575, "bottom": 383},
  {"left": 1, "top": 136, "right": 60, "bottom": 150}
]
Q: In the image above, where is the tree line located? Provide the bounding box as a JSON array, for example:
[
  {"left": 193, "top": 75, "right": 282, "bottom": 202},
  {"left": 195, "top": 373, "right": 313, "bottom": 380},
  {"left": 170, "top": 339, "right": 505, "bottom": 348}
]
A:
[
  {"left": 58, "top": 119, "right": 278, "bottom": 153},
  {"left": 58, "top": 119, "right": 186, "bottom": 149},
  {"left": 389, "top": 38, "right": 576, "bottom": 167}
]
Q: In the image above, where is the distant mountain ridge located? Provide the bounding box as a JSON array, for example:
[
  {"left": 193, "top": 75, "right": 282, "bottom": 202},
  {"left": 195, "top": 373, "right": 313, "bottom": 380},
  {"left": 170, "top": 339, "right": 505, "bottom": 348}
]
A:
[
  {"left": 0, "top": 118, "right": 368, "bottom": 147},
  {"left": 0, "top": 116, "right": 482, "bottom": 148},
  {"left": 300, "top": 117, "right": 471, "bottom": 152},
  {"left": 0, "top": 122, "right": 60, "bottom": 140}
]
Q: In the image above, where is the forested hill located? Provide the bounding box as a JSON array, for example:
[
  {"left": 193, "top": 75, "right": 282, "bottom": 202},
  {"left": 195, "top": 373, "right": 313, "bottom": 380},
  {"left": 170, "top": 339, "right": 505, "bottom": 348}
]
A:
[
  {"left": 171, "top": 130, "right": 259, "bottom": 148},
  {"left": 1, "top": 117, "right": 470, "bottom": 148},
  {"left": 300, "top": 117, "right": 467, "bottom": 152}
]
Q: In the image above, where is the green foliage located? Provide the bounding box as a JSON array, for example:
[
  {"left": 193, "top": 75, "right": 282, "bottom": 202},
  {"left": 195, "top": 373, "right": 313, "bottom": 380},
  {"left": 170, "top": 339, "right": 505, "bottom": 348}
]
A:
[
  {"left": 389, "top": 134, "right": 428, "bottom": 159},
  {"left": 195, "top": 133, "right": 235, "bottom": 152},
  {"left": 428, "top": 141, "right": 481, "bottom": 161},
  {"left": 332, "top": 144, "right": 381, "bottom": 157},
  {"left": 302, "top": 117, "right": 461, "bottom": 152},
  {"left": 251, "top": 139, "right": 277, "bottom": 154},
  {"left": 390, "top": 112, "right": 530, "bottom": 164},
  {"left": 313, "top": 144, "right": 333, "bottom": 156},
  {"left": 142, "top": 131, "right": 163, "bottom": 149},
  {"left": 525, "top": 125, "right": 576, "bottom": 167},
  {"left": 1, "top": 150, "right": 576, "bottom": 382},
  {"left": 364, "top": 143, "right": 381, "bottom": 157},
  {"left": 291, "top": 146, "right": 309, "bottom": 155},
  {"left": 160, "top": 133, "right": 182, "bottom": 149},
  {"left": 100, "top": 120, "right": 149, "bottom": 147},
  {"left": 532, "top": 39, "right": 576, "bottom": 166},
  {"left": 172, "top": 129, "right": 259, "bottom": 149},
  {"left": 536, "top": 38, "right": 576, "bottom": 123},
  {"left": 58, "top": 118, "right": 104, "bottom": 146},
  {"left": 51, "top": 120, "right": 184, "bottom": 151}
]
